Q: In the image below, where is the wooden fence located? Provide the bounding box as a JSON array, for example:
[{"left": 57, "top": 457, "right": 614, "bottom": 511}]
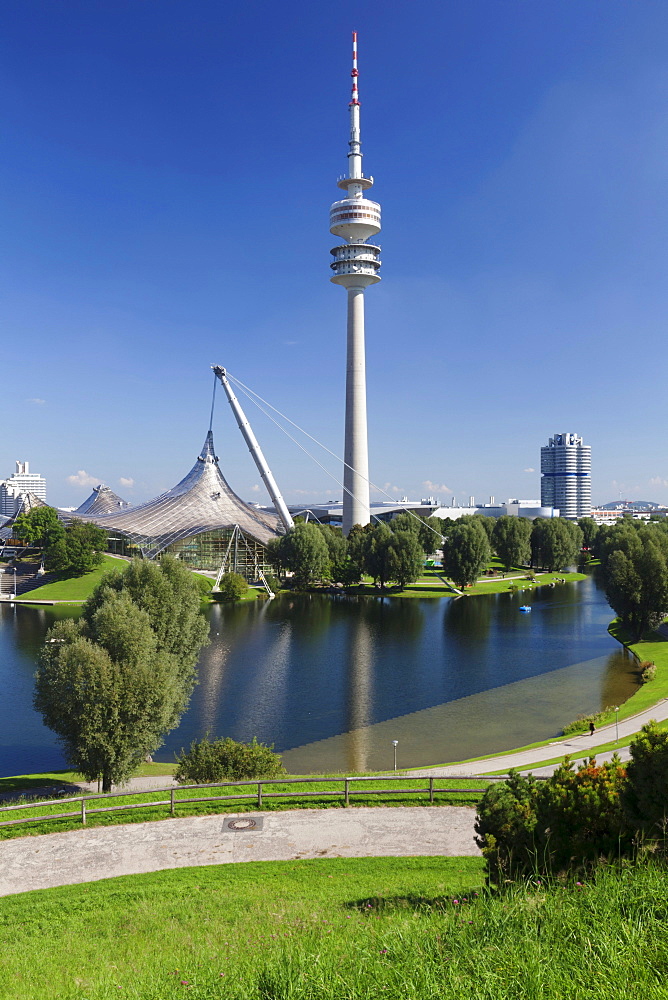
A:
[{"left": 0, "top": 774, "right": 519, "bottom": 829}]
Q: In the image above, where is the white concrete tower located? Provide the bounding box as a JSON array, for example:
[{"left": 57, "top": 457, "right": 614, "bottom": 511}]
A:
[{"left": 330, "top": 31, "right": 381, "bottom": 535}]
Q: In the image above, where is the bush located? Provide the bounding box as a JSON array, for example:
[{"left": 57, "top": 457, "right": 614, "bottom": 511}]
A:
[
  {"left": 193, "top": 574, "right": 214, "bottom": 597},
  {"left": 561, "top": 708, "right": 611, "bottom": 736},
  {"left": 623, "top": 722, "right": 668, "bottom": 847},
  {"left": 175, "top": 735, "right": 286, "bottom": 784},
  {"left": 474, "top": 771, "right": 541, "bottom": 880},
  {"left": 476, "top": 757, "right": 630, "bottom": 879},
  {"left": 639, "top": 660, "right": 657, "bottom": 683},
  {"left": 217, "top": 572, "right": 249, "bottom": 601}
]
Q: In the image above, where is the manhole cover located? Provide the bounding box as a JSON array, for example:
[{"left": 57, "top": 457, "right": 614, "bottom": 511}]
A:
[{"left": 224, "top": 817, "right": 263, "bottom": 832}]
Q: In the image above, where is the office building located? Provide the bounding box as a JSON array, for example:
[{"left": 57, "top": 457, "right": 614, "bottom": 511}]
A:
[
  {"left": 0, "top": 461, "right": 47, "bottom": 517},
  {"left": 540, "top": 433, "right": 591, "bottom": 519}
]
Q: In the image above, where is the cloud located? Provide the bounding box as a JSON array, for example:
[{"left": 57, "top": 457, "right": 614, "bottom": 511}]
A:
[
  {"left": 25, "top": 398, "right": 45, "bottom": 405},
  {"left": 524, "top": 467, "right": 535, "bottom": 473},
  {"left": 283, "top": 340, "right": 298, "bottom": 346},
  {"left": 250, "top": 484, "right": 261, "bottom": 492},
  {"left": 67, "top": 470, "right": 98, "bottom": 488},
  {"left": 649, "top": 477, "right": 668, "bottom": 488},
  {"left": 119, "top": 477, "right": 134, "bottom": 488},
  {"left": 422, "top": 480, "right": 453, "bottom": 495}
]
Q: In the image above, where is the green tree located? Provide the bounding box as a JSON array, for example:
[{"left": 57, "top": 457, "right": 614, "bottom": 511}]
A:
[
  {"left": 175, "top": 735, "right": 285, "bottom": 784},
  {"left": 492, "top": 516, "right": 532, "bottom": 572},
  {"left": 598, "top": 524, "right": 668, "bottom": 640},
  {"left": 470, "top": 514, "right": 495, "bottom": 543},
  {"left": 578, "top": 516, "right": 598, "bottom": 550},
  {"left": 390, "top": 512, "right": 443, "bottom": 556},
  {"left": 530, "top": 518, "right": 582, "bottom": 571},
  {"left": 362, "top": 522, "right": 396, "bottom": 589},
  {"left": 388, "top": 529, "right": 424, "bottom": 587},
  {"left": 268, "top": 522, "right": 331, "bottom": 587},
  {"left": 63, "top": 521, "right": 107, "bottom": 574},
  {"left": 442, "top": 519, "right": 491, "bottom": 589},
  {"left": 623, "top": 722, "right": 668, "bottom": 846},
  {"left": 316, "top": 524, "right": 349, "bottom": 583},
  {"left": 217, "top": 571, "right": 249, "bottom": 601},
  {"left": 12, "top": 506, "right": 61, "bottom": 545},
  {"left": 35, "top": 557, "right": 209, "bottom": 790}
]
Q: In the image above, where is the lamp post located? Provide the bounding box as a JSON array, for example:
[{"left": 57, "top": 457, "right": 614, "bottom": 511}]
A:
[
  {"left": 11, "top": 567, "right": 16, "bottom": 600},
  {"left": 614, "top": 706, "right": 619, "bottom": 743},
  {"left": 392, "top": 740, "right": 398, "bottom": 772}
]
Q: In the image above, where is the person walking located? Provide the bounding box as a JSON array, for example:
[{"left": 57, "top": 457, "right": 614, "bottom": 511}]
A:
[{"left": 589, "top": 721, "right": 596, "bottom": 736}]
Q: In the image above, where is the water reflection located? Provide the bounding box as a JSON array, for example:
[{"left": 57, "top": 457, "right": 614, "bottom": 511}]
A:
[
  {"left": 344, "top": 614, "right": 374, "bottom": 772},
  {"left": 444, "top": 593, "right": 493, "bottom": 646}
]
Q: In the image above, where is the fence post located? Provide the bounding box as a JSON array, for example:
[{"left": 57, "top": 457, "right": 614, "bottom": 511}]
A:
[
  {"left": 429, "top": 777, "right": 434, "bottom": 804},
  {"left": 81, "top": 798, "right": 86, "bottom": 825},
  {"left": 170, "top": 788, "right": 175, "bottom": 817},
  {"left": 257, "top": 782, "right": 263, "bottom": 809},
  {"left": 344, "top": 778, "right": 350, "bottom": 807}
]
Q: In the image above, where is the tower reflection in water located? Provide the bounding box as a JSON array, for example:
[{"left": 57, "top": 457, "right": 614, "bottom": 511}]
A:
[{"left": 343, "top": 611, "right": 374, "bottom": 772}]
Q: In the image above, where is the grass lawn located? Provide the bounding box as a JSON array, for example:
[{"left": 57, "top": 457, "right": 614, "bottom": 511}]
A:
[
  {"left": 1, "top": 858, "right": 667, "bottom": 999},
  {"left": 347, "top": 568, "right": 586, "bottom": 600},
  {"left": 0, "top": 773, "right": 492, "bottom": 841},
  {"left": 0, "top": 762, "right": 178, "bottom": 796},
  {"left": 14, "top": 554, "right": 126, "bottom": 603}
]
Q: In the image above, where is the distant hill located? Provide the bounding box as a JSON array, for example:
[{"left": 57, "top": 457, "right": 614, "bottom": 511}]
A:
[{"left": 598, "top": 500, "right": 666, "bottom": 511}]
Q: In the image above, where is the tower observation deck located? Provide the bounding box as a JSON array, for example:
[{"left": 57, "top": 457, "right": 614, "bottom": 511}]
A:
[{"left": 330, "top": 31, "right": 381, "bottom": 534}]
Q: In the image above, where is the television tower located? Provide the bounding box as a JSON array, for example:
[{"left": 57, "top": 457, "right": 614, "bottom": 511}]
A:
[{"left": 329, "top": 31, "right": 381, "bottom": 535}]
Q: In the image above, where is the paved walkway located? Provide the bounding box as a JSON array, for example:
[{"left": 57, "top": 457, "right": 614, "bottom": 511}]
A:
[
  {"left": 0, "top": 806, "right": 479, "bottom": 897},
  {"left": 422, "top": 698, "right": 668, "bottom": 777}
]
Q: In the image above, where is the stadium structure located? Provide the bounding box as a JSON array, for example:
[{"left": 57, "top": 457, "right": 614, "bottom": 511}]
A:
[{"left": 1, "top": 369, "right": 293, "bottom": 585}]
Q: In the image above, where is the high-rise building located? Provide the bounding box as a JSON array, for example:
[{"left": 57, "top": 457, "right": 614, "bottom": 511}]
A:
[
  {"left": 540, "top": 433, "right": 591, "bottom": 519},
  {"left": 0, "top": 461, "right": 47, "bottom": 517},
  {"left": 329, "top": 32, "right": 381, "bottom": 535}
]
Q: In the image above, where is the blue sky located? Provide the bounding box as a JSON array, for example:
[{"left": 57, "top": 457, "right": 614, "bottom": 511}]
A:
[{"left": 2, "top": 0, "right": 667, "bottom": 508}]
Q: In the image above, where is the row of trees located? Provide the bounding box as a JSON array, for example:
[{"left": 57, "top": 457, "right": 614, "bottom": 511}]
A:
[
  {"left": 267, "top": 512, "right": 587, "bottom": 591},
  {"left": 267, "top": 519, "right": 429, "bottom": 589},
  {"left": 476, "top": 722, "right": 668, "bottom": 878},
  {"left": 35, "top": 557, "right": 209, "bottom": 790},
  {"left": 13, "top": 506, "right": 107, "bottom": 575}
]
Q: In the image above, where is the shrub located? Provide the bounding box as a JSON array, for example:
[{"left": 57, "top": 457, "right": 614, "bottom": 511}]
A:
[
  {"left": 476, "top": 757, "right": 630, "bottom": 879},
  {"left": 193, "top": 574, "right": 214, "bottom": 597},
  {"left": 175, "top": 735, "right": 286, "bottom": 784},
  {"left": 217, "top": 572, "right": 249, "bottom": 602},
  {"left": 623, "top": 721, "right": 668, "bottom": 848},
  {"left": 535, "top": 757, "right": 630, "bottom": 873},
  {"left": 561, "top": 707, "right": 612, "bottom": 736},
  {"left": 474, "top": 771, "right": 541, "bottom": 880},
  {"left": 639, "top": 660, "right": 657, "bottom": 683}
]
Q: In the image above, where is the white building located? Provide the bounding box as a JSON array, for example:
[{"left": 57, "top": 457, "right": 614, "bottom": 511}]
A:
[
  {"left": 0, "top": 461, "right": 47, "bottom": 517},
  {"left": 540, "top": 433, "right": 591, "bottom": 520}
]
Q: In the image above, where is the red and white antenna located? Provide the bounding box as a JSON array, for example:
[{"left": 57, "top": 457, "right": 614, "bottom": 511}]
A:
[{"left": 350, "top": 30, "right": 360, "bottom": 106}]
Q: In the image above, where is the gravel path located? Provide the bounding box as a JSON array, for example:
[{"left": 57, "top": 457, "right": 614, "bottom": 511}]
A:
[{"left": 0, "top": 806, "right": 480, "bottom": 897}]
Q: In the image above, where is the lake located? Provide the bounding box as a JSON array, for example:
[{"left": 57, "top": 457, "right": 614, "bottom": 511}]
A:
[{"left": 0, "top": 574, "right": 637, "bottom": 775}]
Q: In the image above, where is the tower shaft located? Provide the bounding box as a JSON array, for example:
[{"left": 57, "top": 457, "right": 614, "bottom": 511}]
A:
[{"left": 343, "top": 286, "right": 370, "bottom": 534}]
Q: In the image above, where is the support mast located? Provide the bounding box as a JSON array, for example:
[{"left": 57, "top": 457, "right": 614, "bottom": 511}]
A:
[{"left": 212, "top": 366, "right": 294, "bottom": 533}]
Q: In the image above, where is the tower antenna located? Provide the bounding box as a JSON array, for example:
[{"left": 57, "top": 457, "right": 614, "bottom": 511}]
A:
[{"left": 329, "top": 31, "right": 382, "bottom": 534}]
